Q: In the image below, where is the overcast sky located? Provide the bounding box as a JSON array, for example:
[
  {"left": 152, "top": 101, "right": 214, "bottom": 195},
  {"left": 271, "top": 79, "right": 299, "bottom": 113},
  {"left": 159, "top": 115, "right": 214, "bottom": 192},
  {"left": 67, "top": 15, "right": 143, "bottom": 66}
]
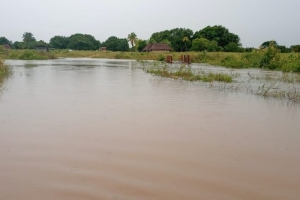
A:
[{"left": 1, "top": 0, "right": 299, "bottom": 47}]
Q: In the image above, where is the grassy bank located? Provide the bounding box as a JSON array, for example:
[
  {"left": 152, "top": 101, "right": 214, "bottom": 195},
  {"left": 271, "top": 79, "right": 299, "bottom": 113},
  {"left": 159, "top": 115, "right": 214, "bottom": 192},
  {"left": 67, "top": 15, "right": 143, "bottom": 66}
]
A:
[
  {"left": 52, "top": 49, "right": 300, "bottom": 72},
  {"left": 3, "top": 48, "right": 300, "bottom": 72},
  {"left": 4, "top": 50, "right": 56, "bottom": 60}
]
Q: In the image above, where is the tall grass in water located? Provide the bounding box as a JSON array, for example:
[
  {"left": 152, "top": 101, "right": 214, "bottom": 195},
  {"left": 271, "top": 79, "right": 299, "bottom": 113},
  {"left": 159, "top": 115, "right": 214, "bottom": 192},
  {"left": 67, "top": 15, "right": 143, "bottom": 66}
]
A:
[
  {"left": 145, "top": 63, "right": 233, "bottom": 83},
  {"left": 0, "top": 58, "right": 13, "bottom": 89}
]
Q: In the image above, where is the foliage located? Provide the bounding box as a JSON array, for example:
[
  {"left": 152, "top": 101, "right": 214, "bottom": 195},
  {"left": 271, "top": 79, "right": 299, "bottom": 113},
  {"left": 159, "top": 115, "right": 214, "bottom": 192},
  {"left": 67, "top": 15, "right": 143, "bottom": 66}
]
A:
[
  {"left": 224, "top": 42, "right": 243, "bottom": 52},
  {"left": 127, "top": 32, "right": 137, "bottom": 48},
  {"left": 101, "top": 36, "right": 129, "bottom": 51},
  {"left": 22, "top": 32, "right": 36, "bottom": 43},
  {"left": 12, "top": 41, "right": 23, "bottom": 49},
  {"left": 191, "top": 38, "right": 219, "bottom": 52},
  {"left": 68, "top": 33, "right": 100, "bottom": 50},
  {"left": 168, "top": 28, "right": 193, "bottom": 52},
  {"left": 8, "top": 50, "right": 56, "bottom": 60},
  {"left": 150, "top": 28, "right": 193, "bottom": 51},
  {"left": 161, "top": 39, "right": 171, "bottom": 46},
  {"left": 0, "top": 57, "right": 13, "bottom": 88},
  {"left": 193, "top": 25, "right": 240, "bottom": 48},
  {"left": 290, "top": 45, "right": 300, "bottom": 53},
  {"left": 49, "top": 36, "right": 69, "bottom": 49},
  {"left": 137, "top": 39, "right": 147, "bottom": 52},
  {"left": 157, "top": 54, "right": 165, "bottom": 61},
  {"left": 220, "top": 55, "right": 246, "bottom": 68},
  {"left": 281, "top": 54, "right": 300, "bottom": 72},
  {"left": 150, "top": 30, "right": 171, "bottom": 43},
  {"left": 0, "top": 37, "right": 12, "bottom": 46},
  {"left": 22, "top": 32, "right": 36, "bottom": 49},
  {"left": 145, "top": 64, "right": 232, "bottom": 83},
  {"left": 277, "top": 45, "right": 290, "bottom": 53},
  {"left": 260, "top": 40, "right": 278, "bottom": 49},
  {"left": 244, "top": 47, "right": 255, "bottom": 52}
]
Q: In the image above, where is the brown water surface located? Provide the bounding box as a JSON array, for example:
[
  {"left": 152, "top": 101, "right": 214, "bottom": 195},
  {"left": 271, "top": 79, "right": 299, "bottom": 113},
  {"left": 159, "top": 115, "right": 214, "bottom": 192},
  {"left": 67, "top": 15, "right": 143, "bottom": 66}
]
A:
[{"left": 0, "top": 58, "right": 300, "bottom": 200}]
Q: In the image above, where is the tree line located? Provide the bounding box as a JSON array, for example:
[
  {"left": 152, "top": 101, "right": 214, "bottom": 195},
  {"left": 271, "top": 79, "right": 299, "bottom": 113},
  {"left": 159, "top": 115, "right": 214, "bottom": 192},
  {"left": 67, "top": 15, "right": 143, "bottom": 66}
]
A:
[{"left": 1, "top": 25, "right": 300, "bottom": 52}]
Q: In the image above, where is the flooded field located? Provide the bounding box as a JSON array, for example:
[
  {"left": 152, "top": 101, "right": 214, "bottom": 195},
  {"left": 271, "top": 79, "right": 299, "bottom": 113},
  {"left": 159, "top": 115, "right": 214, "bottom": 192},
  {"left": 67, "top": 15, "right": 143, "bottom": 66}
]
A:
[{"left": 0, "top": 58, "right": 300, "bottom": 200}]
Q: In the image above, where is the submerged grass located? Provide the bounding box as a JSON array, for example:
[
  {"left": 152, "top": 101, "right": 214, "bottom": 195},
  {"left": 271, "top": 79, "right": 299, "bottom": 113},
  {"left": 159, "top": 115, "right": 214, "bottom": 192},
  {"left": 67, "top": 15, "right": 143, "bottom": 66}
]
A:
[
  {"left": 139, "top": 61, "right": 300, "bottom": 102},
  {"left": 0, "top": 57, "right": 13, "bottom": 90},
  {"left": 145, "top": 63, "right": 233, "bottom": 83}
]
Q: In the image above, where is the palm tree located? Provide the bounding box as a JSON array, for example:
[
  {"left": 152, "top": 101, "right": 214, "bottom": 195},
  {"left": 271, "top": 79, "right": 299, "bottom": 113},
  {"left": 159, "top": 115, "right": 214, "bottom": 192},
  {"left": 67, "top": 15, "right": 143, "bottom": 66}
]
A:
[
  {"left": 127, "top": 32, "right": 137, "bottom": 48},
  {"left": 182, "top": 37, "right": 189, "bottom": 52}
]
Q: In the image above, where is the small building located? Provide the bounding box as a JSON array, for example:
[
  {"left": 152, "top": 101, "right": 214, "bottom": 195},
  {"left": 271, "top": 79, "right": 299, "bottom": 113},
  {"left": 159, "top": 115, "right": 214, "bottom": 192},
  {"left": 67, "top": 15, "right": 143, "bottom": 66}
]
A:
[
  {"left": 2, "top": 44, "right": 11, "bottom": 50},
  {"left": 35, "top": 45, "right": 48, "bottom": 52},
  {"left": 143, "top": 43, "right": 172, "bottom": 52},
  {"left": 100, "top": 47, "right": 107, "bottom": 51}
]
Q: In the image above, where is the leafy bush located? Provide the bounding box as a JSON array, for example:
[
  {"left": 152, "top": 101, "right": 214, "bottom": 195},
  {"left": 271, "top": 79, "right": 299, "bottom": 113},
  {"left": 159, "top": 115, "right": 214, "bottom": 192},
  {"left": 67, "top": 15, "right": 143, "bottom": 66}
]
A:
[
  {"left": 221, "top": 55, "right": 245, "bottom": 68},
  {"left": 157, "top": 54, "right": 165, "bottom": 61},
  {"left": 281, "top": 54, "right": 300, "bottom": 72}
]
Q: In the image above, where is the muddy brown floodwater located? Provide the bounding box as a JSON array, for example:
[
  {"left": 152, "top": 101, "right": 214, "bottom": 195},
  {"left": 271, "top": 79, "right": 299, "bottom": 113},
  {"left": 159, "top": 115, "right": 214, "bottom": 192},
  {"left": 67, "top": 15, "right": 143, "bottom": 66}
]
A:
[{"left": 0, "top": 58, "right": 300, "bottom": 200}]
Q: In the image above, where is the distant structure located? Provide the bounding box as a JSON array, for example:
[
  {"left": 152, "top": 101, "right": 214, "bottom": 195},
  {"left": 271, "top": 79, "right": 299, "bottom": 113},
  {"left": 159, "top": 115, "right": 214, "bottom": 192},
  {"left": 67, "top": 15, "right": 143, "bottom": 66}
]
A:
[
  {"left": 181, "top": 55, "right": 191, "bottom": 64},
  {"left": 35, "top": 45, "right": 48, "bottom": 52},
  {"left": 143, "top": 43, "right": 172, "bottom": 52},
  {"left": 166, "top": 55, "right": 173, "bottom": 63},
  {"left": 2, "top": 44, "right": 11, "bottom": 50},
  {"left": 100, "top": 47, "right": 107, "bottom": 51}
]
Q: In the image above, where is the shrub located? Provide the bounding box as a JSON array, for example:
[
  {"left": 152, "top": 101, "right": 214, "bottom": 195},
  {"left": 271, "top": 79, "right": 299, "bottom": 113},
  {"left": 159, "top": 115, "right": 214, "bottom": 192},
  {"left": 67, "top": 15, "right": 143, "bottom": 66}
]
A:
[{"left": 157, "top": 54, "right": 165, "bottom": 61}]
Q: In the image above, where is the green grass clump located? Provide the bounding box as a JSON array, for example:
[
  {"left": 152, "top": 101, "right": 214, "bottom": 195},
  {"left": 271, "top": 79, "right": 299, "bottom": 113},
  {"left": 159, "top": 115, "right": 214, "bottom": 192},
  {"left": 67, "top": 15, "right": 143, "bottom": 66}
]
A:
[
  {"left": 0, "top": 57, "right": 13, "bottom": 88},
  {"left": 8, "top": 50, "right": 56, "bottom": 60},
  {"left": 145, "top": 64, "right": 232, "bottom": 83}
]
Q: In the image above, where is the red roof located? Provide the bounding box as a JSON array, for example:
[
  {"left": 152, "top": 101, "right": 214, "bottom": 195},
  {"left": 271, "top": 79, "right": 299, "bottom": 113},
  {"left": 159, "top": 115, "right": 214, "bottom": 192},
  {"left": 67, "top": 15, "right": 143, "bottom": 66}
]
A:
[{"left": 143, "top": 43, "right": 172, "bottom": 51}]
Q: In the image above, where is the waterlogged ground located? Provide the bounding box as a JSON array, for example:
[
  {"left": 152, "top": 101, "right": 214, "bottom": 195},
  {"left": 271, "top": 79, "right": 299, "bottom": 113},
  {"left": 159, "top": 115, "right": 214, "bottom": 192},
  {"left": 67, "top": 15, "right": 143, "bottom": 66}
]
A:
[
  {"left": 140, "top": 61, "right": 300, "bottom": 102},
  {"left": 0, "top": 58, "right": 300, "bottom": 200}
]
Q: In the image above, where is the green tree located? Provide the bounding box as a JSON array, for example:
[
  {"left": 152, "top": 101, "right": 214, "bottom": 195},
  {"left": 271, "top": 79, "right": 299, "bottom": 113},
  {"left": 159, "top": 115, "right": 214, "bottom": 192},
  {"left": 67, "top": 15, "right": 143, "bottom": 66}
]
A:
[
  {"left": 150, "top": 30, "right": 171, "bottom": 43},
  {"left": 148, "top": 38, "right": 157, "bottom": 44},
  {"left": 101, "top": 36, "right": 129, "bottom": 51},
  {"left": 224, "top": 42, "right": 243, "bottom": 52},
  {"left": 260, "top": 40, "right": 278, "bottom": 49},
  {"left": 137, "top": 39, "right": 147, "bottom": 52},
  {"left": 191, "top": 38, "right": 219, "bottom": 52},
  {"left": 150, "top": 28, "right": 193, "bottom": 51},
  {"left": 127, "top": 32, "right": 137, "bottom": 48},
  {"left": 68, "top": 34, "right": 100, "bottom": 50},
  {"left": 49, "top": 36, "right": 69, "bottom": 49},
  {"left": 169, "top": 28, "right": 193, "bottom": 51},
  {"left": 193, "top": 25, "right": 240, "bottom": 48},
  {"left": 22, "top": 32, "right": 36, "bottom": 49},
  {"left": 277, "top": 45, "right": 290, "bottom": 53},
  {"left": 0, "top": 37, "right": 11, "bottom": 45},
  {"left": 290, "top": 45, "right": 300, "bottom": 53},
  {"left": 161, "top": 39, "right": 171, "bottom": 46},
  {"left": 244, "top": 47, "right": 255, "bottom": 52},
  {"left": 12, "top": 41, "right": 24, "bottom": 49}
]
